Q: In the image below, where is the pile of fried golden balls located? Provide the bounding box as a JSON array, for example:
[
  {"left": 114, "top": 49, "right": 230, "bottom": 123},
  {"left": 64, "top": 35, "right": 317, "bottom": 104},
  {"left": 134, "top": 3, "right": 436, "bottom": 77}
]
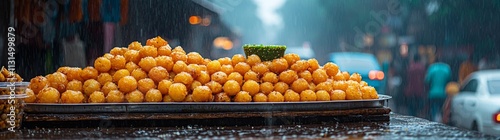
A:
[{"left": 26, "top": 36, "right": 378, "bottom": 103}]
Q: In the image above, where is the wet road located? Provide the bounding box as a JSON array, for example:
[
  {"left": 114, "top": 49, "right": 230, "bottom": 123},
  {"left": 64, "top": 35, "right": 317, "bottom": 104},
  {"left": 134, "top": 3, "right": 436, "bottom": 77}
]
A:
[{"left": 1, "top": 113, "right": 498, "bottom": 139}]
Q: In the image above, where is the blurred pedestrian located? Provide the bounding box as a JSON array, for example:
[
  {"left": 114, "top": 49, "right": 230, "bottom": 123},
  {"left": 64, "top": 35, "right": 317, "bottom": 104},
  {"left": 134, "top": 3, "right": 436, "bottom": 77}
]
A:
[
  {"left": 404, "top": 55, "right": 426, "bottom": 118},
  {"left": 425, "top": 59, "right": 451, "bottom": 122},
  {"left": 442, "top": 81, "right": 460, "bottom": 125},
  {"left": 458, "top": 55, "right": 476, "bottom": 84}
]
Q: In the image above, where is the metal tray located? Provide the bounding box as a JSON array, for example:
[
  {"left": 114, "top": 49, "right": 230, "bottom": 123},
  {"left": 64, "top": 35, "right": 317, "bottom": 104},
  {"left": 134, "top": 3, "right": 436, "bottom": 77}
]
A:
[{"left": 25, "top": 95, "right": 391, "bottom": 113}]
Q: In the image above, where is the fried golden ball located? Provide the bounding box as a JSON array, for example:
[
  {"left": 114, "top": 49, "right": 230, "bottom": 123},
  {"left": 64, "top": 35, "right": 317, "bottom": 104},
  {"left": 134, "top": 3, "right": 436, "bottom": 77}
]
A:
[
  {"left": 88, "top": 91, "right": 106, "bottom": 103},
  {"left": 102, "top": 82, "right": 118, "bottom": 96},
  {"left": 316, "top": 81, "right": 333, "bottom": 92},
  {"left": 125, "top": 62, "right": 139, "bottom": 73},
  {"left": 97, "top": 73, "right": 113, "bottom": 85},
  {"left": 155, "top": 56, "right": 174, "bottom": 71},
  {"left": 138, "top": 78, "right": 156, "bottom": 93},
  {"left": 139, "top": 45, "right": 158, "bottom": 58},
  {"left": 118, "top": 76, "right": 137, "bottom": 93},
  {"left": 307, "top": 58, "right": 319, "bottom": 72},
  {"left": 260, "top": 82, "right": 274, "bottom": 95},
  {"left": 350, "top": 73, "right": 362, "bottom": 83},
  {"left": 283, "top": 53, "right": 300, "bottom": 67},
  {"left": 291, "top": 78, "right": 308, "bottom": 93},
  {"left": 131, "top": 68, "right": 147, "bottom": 81},
  {"left": 187, "top": 52, "right": 203, "bottom": 64},
  {"left": 227, "top": 72, "right": 243, "bottom": 85},
  {"left": 262, "top": 72, "right": 278, "bottom": 84},
  {"left": 67, "top": 80, "right": 83, "bottom": 92},
  {"left": 290, "top": 60, "right": 309, "bottom": 72},
  {"left": 158, "top": 45, "right": 172, "bottom": 56},
  {"left": 184, "top": 94, "right": 194, "bottom": 102},
  {"left": 279, "top": 70, "right": 298, "bottom": 85},
  {"left": 330, "top": 90, "right": 346, "bottom": 100},
  {"left": 333, "top": 72, "right": 346, "bottom": 81},
  {"left": 271, "top": 82, "right": 286, "bottom": 94},
  {"left": 172, "top": 61, "right": 188, "bottom": 73},
  {"left": 192, "top": 86, "right": 212, "bottom": 102},
  {"left": 66, "top": 67, "right": 83, "bottom": 81},
  {"left": 169, "top": 83, "right": 188, "bottom": 102},
  {"left": 251, "top": 63, "right": 269, "bottom": 76},
  {"left": 220, "top": 65, "right": 234, "bottom": 75},
  {"left": 146, "top": 36, "right": 168, "bottom": 48},
  {"left": 270, "top": 58, "right": 288, "bottom": 73},
  {"left": 211, "top": 71, "right": 228, "bottom": 85},
  {"left": 196, "top": 71, "right": 211, "bottom": 85},
  {"left": 214, "top": 92, "right": 231, "bottom": 102},
  {"left": 37, "top": 87, "right": 60, "bottom": 103},
  {"left": 189, "top": 80, "right": 202, "bottom": 91},
  {"left": 246, "top": 54, "right": 262, "bottom": 66},
  {"left": 342, "top": 71, "right": 351, "bottom": 80},
  {"left": 83, "top": 79, "right": 101, "bottom": 96},
  {"left": 186, "top": 64, "right": 201, "bottom": 79},
  {"left": 110, "top": 47, "right": 128, "bottom": 56},
  {"left": 333, "top": 81, "right": 348, "bottom": 91},
  {"left": 163, "top": 94, "right": 174, "bottom": 102},
  {"left": 234, "top": 91, "right": 252, "bottom": 102},
  {"left": 206, "top": 81, "right": 223, "bottom": 94},
  {"left": 298, "top": 71, "right": 313, "bottom": 83},
  {"left": 231, "top": 54, "right": 246, "bottom": 66},
  {"left": 94, "top": 57, "right": 111, "bottom": 73},
  {"left": 113, "top": 69, "right": 130, "bottom": 83},
  {"left": 61, "top": 90, "right": 85, "bottom": 103},
  {"left": 106, "top": 90, "right": 125, "bottom": 103},
  {"left": 206, "top": 60, "right": 221, "bottom": 74},
  {"left": 128, "top": 41, "right": 142, "bottom": 50},
  {"left": 110, "top": 55, "right": 126, "bottom": 70},
  {"left": 324, "top": 62, "right": 339, "bottom": 77},
  {"left": 361, "top": 86, "right": 378, "bottom": 99},
  {"left": 29, "top": 76, "right": 49, "bottom": 94},
  {"left": 312, "top": 69, "right": 328, "bottom": 85},
  {"left": 172, "top": 46, "right": 186, "bottom": 54},
  {"left": 268, "top": 91, "right": 285, "bottom": 102},
  {"left": 24, "top": 88, "right": 36, "bottom": 103},
  {"left": 145, "top": 89, "right": 163, "bottom": 102},
  {"left": 316, "top": 90, "right": 330, "bottom": 101},
  {"left": 57, "top": 66, "right": 71, "bottom": 74},
  {"left": 81, "top": 66, "right": 99, "bottom": 80},
  {"left": 360, "top": 81, "right": 368, "bottom": 87},
  {"left": 242, "top": 80, "right": 260, "bottom": 96},
  {"left": 47, "top": 72, "right": 68, "bottom": 93},
  {"left": 300, "top": 90, "right": 317, "bottom": 101},
  {"left": 346, "top": 85, "right": 362, "bottom": 100},
  {"left": 170, "top": 51, "right": 187, "bottom": 63},
  {"left": 223, "top": 80, "right": 240, "bottom": 96},
  {"left": 124, "top": 50, "right": 141, "bottom": 64},
  {"left": 103, "top": 53, "right": 114, "bottom": 60},
  {"left": 234, "top": 62, "right": 251, "bottom": 76},
  {"left": 158, "top": 80, "right": 173, "bottom": 95},
  {"left": 217, "top": 57, "right": 232, "bottom": 65},
  {"left": 148, "top": 66, "right": 169, "bottom": 83},
  {"left": 126, "top": 90, "right": 144, "bottom": 103},
  {"left": 252, "top": 93, "right": 267, "bottom": 102},
  {"left": 174, "top": 72, "right": 194, "bottom": 85},
  {"left": 138, "top": 56, "right": 157, "bottom": 72},
  {"left": 284, "top": 90, "right": 300, "bottom": 102},
  {"left": 244, "top": 71, "right": 259, "bottom": 82}
]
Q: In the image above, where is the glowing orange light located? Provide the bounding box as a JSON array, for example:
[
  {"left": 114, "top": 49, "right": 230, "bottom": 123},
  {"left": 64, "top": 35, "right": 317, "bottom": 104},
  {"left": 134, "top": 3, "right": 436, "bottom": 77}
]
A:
[
  {"left": 189, "top": 16, "right": 201, "bottom": 25},
  {"left": 495, "top": 113, "right": 500, "bottom": 123},
  {"left": 213, "top": 37, "right": 233, "bottom": 50},
  {"left": 369, "top": 70, "right": 377, "bottom": 80},
  {"left": 201, "top": 17, "right": 211, "bottom": 26},
  {"left": 376, "top": 71, "right": 385, "bottom": 80}
]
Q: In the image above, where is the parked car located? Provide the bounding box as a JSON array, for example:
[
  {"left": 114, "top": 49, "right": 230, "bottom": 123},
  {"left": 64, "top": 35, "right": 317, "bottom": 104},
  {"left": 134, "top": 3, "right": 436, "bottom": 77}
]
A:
[
  {"left": 328, "top": 52, "right": 385, "bottom": 94},
  {"left": 450, "top": 70, "right": 500, "bottom": 136}
]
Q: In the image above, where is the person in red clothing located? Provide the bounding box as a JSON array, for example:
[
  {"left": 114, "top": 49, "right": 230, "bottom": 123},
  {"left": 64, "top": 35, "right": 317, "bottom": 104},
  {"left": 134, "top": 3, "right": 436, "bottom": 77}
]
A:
[{"left": 404, "top": 54, "right": 427, "bottom": 118}]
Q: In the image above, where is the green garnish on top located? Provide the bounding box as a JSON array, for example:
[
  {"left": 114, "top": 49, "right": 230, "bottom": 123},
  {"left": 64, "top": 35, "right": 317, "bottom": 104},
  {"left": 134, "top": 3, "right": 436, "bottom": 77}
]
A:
[{"left": 243, "top": 44, "right": 287, "bottom": 61}]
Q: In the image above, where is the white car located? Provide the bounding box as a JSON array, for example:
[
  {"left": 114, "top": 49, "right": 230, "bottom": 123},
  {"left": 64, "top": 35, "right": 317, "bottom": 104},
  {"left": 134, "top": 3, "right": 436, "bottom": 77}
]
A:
[{"left": 451, "top": 70, "right": 500, "bottom": 136}]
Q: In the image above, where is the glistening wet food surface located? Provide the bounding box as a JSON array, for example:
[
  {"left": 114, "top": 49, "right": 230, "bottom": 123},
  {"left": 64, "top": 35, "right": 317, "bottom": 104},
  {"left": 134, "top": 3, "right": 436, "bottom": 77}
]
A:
[{"left": 1, "top": 113, "right": 497, "bottom": 139}]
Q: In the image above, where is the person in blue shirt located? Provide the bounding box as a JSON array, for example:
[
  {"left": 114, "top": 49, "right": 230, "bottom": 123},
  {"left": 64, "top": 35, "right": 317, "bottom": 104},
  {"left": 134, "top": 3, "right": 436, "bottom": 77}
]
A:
[{"left": 425, "top": 59, "right": 451, "bottom": 122}]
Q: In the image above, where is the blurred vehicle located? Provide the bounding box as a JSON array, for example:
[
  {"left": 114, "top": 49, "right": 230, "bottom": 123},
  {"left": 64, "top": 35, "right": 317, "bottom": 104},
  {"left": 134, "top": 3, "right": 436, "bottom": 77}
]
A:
[
  {"left": 450, "top": 70, "right": 500, "bottom": 136},
  {"left": 329, "top": 52, "right": 385, "bottom": 94}
]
